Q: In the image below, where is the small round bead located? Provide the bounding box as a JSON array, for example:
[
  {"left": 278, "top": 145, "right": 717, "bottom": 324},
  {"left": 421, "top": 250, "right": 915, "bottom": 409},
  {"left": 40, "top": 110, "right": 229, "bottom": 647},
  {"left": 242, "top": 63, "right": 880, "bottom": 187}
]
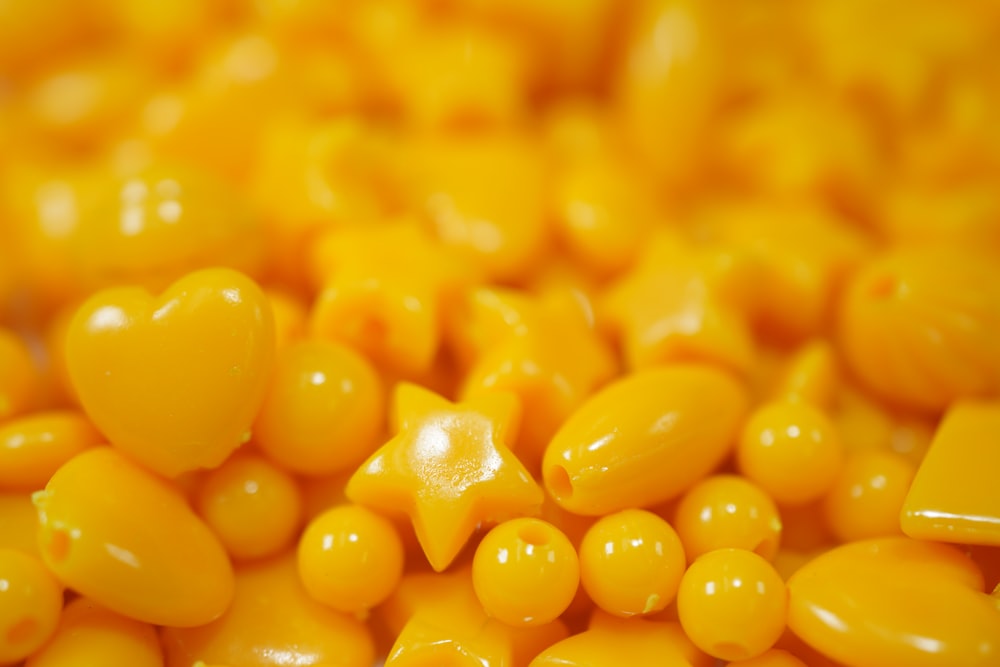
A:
[
  {"left": 578, "top": 509, "right": 686, "bottom": 617},
  {"left": 297, "top": 504, "right": 404, "bottom": 615},
  {"left": 678, "top": 548, "right": 788, "bottom": 662},
  {"left": 0, "top": 548, "right": 64, "bottom": 664},
  {"left": 255, "top": 340, "right": 385, "bottom": 476},
  {"left": 737, "top": 401, "right": 844, "bottom": 506},
  {"left": 195, "top": 453, "right": 304, "bottom": 560},
  {"left": 472, "top": 518, "right": 580, "bottom": 627},
  {"left": 822, "top": 450, "right": 916, "bottom": 542},
  {"left": 674, "top": 475, "right": 783, "bottom": 561}
]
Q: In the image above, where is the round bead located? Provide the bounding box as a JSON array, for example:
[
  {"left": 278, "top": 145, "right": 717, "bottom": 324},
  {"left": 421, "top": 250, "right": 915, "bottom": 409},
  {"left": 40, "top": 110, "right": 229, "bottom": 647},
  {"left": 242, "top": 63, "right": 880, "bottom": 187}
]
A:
[
  {"left": 674, "top": 475, "right": 783, "bottom": 561},
  {"left": 297, "top": 504, "right": 404, "bottom": 614},
  {"left": 195, "top": 453, "right": 304, "bottom": 560},
  {"left": 255, "top": 340, "right": 385, "bottom": 476},
  {"left": 578, "top": 509, "right": 686, "bottom": 617},
  {"left": 0, "top": 548, "right": 63, "bottom": 664},
  {"left": 822, "top": 450, "right": 916, "bottom": 542},
  {"left": 678, "top": 548, "right": 787, "bottom": 662},
  {"left": 472, "top": 518, "right": 580, "bottom": 627},
  {"left": 737, "top": 401, "right": 844, "bottom": 505}
]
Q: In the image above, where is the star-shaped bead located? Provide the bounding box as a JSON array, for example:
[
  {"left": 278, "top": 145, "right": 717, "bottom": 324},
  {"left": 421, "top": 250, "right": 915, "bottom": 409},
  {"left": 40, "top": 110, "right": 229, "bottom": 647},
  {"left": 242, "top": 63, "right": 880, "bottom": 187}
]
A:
[{"left": 346, "top": 383, "right": 543, "bottom": 571}]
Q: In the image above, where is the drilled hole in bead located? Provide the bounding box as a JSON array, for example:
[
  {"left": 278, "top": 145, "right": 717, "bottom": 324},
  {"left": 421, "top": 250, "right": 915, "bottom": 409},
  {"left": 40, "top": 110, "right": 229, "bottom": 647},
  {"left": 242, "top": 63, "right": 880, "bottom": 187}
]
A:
[
  {"left": 714, "top": 642, "right": 749, "bottom": 661},
  {"left": 547, "top": 465, "right": 573, "bottom": 500},
  {"left": 518, "top": 524, "right": 551, "bottom": 547},
  {"left": 6, "top": 617, "right": 38, "bottom": 644},
  {"left": 47, "top": 529, "right": 70, "bottom": 562}
]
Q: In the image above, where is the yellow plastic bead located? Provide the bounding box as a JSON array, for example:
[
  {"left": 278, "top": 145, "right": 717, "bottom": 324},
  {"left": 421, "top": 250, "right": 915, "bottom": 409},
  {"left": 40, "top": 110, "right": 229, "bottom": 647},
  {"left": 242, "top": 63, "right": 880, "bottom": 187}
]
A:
[
  {"left": 674, "top": 475, "right": 783, "bottom": 562},
  {"left": 838, "top": 247, "right": 1000, "bottom": 412},
  {"left": 544, "top": 364, "right": 749, "bottom": 515},
  {"left": 578, "top": 509, "right": 686, "bottom": 617},
  {"left": 531, "top": 614, "right": 695, "bottom": 667},
  {"left": 254, "top": 340, "right": 384, "bottom": 477},
  {"left": 65, "top": 268, "right": 275, "bottom": 477},
  {"left": 0, "top": 492, "right": 41, "bottom": 557},
  {"left": 25, "top": 597, "right": 163, "bottom": 667},
  {"left": 472, "top": 518, "right": 580, "bottom": 627},
  {"left": 73, "top": 167, "right": 264, "bottom": 294},
  {"left": 194, "top": 453, "right": 303, "bottom": 561},
  {"left": 737, "top": 401, "right": 844, "bottom": 506},
  {"left": 0, "top": 411, "right": 102, "bottom": 492},
  {"left": 297, "top": 504, "right": 405, "bottom": 615},
  {"left": 347, "top": 384, "right": 543, "bottom": 572},
  {"left": 161, "top": 555, "right": 374, "bottom": 667},
  {"left": 0, "top": 548, "right": 63, "bottom": 664},
  {"left": 902, "top": 400, "right": 1000, "bottom": 546},
  {"left": 823, "top": 450, "right": 915, "bottom": 543},
  {"left": 678, "top": 548, "right": 788, "bottom": 662},
  {"left": 33, "top": 447, "right": 234, "bottom": 627},
  {"left": 0, "top": 329, "right": 41, "bottom": 424},
  {"left": 787, "top": 537, "right": 1000, "bottom": 667},
  {"left": 772, "top": 341, "right": 839, "bottom": 409}
]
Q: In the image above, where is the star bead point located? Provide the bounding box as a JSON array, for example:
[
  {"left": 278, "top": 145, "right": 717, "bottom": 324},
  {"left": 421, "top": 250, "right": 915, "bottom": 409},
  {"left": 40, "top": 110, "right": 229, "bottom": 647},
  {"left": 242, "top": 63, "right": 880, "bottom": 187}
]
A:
[{"left": 347, "top": 383, "right": 542, "bottom": 572}]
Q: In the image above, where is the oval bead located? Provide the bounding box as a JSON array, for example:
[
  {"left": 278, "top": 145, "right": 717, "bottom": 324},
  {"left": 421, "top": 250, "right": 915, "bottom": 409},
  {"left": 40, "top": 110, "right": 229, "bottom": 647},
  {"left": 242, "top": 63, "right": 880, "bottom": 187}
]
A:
[
  {"left": 543, "top": 365, "right": 749, "bottom": 515},
  {"left": 787, "top": 537, "right": 1000, "bottom": 667},
  {"left": 0, "top": 410, "right": 102, "bottom": 491},
  {"left": 34, "top": 447, "right": 234, "bottom": 627}
]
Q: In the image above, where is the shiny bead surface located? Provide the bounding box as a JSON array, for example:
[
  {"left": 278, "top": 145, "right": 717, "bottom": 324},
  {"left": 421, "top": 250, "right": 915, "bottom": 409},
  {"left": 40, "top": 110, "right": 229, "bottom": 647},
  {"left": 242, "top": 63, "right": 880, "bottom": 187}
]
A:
[
  {"left": 34, "top": 448, "right": 234, "bottom": 627},
  {"left": 0, "top": 410, "right": 102, "bottom": 491},
  {"left": 0, "top": 548, "right": 64, "bottom": 664},
  {"left": 65, "top": 268, "right": 275, "bottom": 477},
  {"left": 195, "top": 453, "right": 303, "bottom": 561},
  {"left": 25, "top": 597, "right": 163, "bottom": 667},
  {"left": 544, "top": 365, "right": 749, "bottom": 515},
  {"left": 737, "top": 401, "right": 844, "bottom": 506},
  {"left": 254, "top": 340, "right": 385, "bottom": 476},
  {"left": 823, "top": 450, "right": 915, "bottom": 542},
  {"left": 472, "top": 518, "right": 580, "bottom": 627},
  {"left": 678, "top": 548, "right": 788, "bottom": 662},
  {"left": 674, "top": 475, "right": 783, "bottom": 561},
  {"left": 161, "top": 555, "right": 374, "bottom": 667},
  {"left": 297, "top": 504, "right": 405, "bottom": 615},
  {"left": 787, "top": 537, "right": 1000, "bottom": 667},
  {"left": 0, "top": 330, "right": 41, "bottom": 424},
  {"left": 579, "top": 509, "right": 686, "bottom": 617},
  {"left": 347, "top": 384, "right": 543, "bottom": 572}
]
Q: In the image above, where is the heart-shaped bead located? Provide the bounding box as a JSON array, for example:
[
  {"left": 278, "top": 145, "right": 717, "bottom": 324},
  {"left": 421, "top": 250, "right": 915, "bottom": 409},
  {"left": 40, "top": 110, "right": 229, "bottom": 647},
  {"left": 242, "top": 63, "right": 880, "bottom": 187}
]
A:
[{"left": 66, "top": 268, "right": 275, "bottom": 477}]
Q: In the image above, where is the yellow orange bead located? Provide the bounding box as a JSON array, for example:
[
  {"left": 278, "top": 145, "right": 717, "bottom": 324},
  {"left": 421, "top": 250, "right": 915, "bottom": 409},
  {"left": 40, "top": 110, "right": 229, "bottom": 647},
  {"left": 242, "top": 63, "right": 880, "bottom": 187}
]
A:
[
  {"left": 0, "top": 548, "right": 63, "bottom": 664},
  {"left": 25, "top": 597, "right": 163, "bottom": 667},
  {"left": 195, "top": 453, "right": 303, "bottom": 561},
  {"left": 544, "top": 365, "right": 748, "bottom": 515},
  {"left": 823, "top": 450, "right": 915, "bottom": 543},
  {"left": 0, "top": 329, "right": 41, "bottom": 424},
  {"left": 0, "top": 492, "right": 41, "bottom": 557},
  {"left": 0, "top": 411, "right": 102, "bottom": 492},
  {"left": 162, "top": 555, "right": 374, "bottom": 667},
  {"left": 254, "top": 340, "right": 384, "bottom": 477},
  {"left": 838, "top": 247, "right": 1000, "bottom": 412},
  {"left": 678, "top": 548, "right": 787, "bottom": 662},
  {"left": 727, "top": 648, "right": 808, "bottom": 667},
  {"left": 65, "top": 268, "right": 275, "bottom": 477},
  {"left": 472, "top": 518, "right": 580, "bottom": 627},
  {"left": 297, "top": 504, "right": 405, "bottom": 615},
  {"left": 34, "top": 448, "right": 233, "bottom": 627},
  {"left": 579, "top": 509, "right": 686, "bottom": 617},
  {"left": 674, "top": 475, "right": 783, "bottom": 562},
  {"left": 737, "top": 401, "right": 844, "bottom": 506}
]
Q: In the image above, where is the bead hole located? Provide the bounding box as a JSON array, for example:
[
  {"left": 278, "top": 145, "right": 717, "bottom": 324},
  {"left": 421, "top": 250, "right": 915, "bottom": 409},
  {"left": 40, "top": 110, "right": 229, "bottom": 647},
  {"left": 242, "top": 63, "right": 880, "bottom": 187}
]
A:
[
  {"left": 6, "top": 616, "right": 38, "bottom": 644},
  {"left": 547, "top": 465, "right": 573, "bottom": 500},
  {"left": 518, "top": 525, "right": 551, "bottom": 547}
]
